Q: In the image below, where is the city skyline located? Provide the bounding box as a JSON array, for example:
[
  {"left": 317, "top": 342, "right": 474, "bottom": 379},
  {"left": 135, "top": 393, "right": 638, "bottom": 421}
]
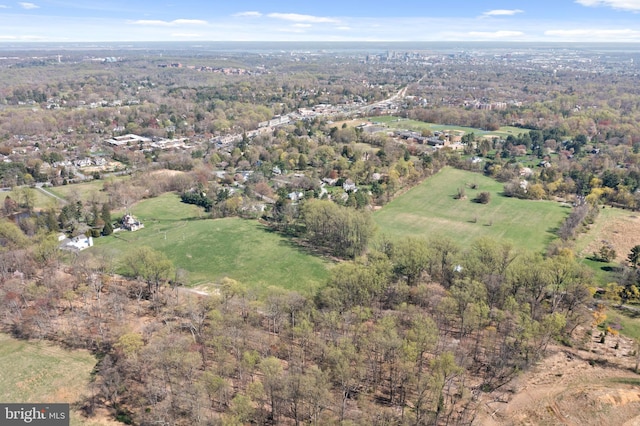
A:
[{"left": 1, "top": 0, "right": 640, "bottom": 42}]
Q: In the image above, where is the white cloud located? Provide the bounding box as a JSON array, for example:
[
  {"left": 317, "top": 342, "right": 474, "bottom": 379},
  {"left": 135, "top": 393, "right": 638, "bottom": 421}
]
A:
[
  {"left": 19, "top": 2, "right": 38, "bottom": 9},
  {"left": 233, "top": 11, "right": 262, "bottom": 17},
  {"left": 292, "top": 23, "right": 312, "bottom": 28},
  {"left": 482, "top": 9, "right": 524, "bottom": 17},
  {"left": 545, "top": 28, "right": 640, "bottom": 39},
  {"left": 172, "top": 19, "right": 207, "bottom": 25},
  {"left": 575, "top": 0, "right": 640, "bottom": 11},
  {"left": 336, "top": 26, "right": 351, "bottom": 31},
  {"left": 467, "top": 30, "right": 525, "bottom": 39},
  {"left": 130, "top": 19, "right": 207, "bottom": 26},
  {"left": 0, "top": 5, "right": 10, "bottom": 9},
  {"left": 267, "top": 12, "right": 340, "bottom": 24}
]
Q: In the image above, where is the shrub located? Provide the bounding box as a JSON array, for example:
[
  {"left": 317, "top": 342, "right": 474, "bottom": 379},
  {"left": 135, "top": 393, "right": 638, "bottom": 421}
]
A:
[{"left": 475, "top": 191, "right": 491, "bottom": 204}]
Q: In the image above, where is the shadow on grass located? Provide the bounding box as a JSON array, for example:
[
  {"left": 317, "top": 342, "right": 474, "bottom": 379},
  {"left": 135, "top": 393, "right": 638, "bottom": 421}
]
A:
[
  {"left": 258, "top": 222, "right": 339, "bottom": 262},
  {"left": 276, "top": 237, "right": 340, "bottom": 262}
]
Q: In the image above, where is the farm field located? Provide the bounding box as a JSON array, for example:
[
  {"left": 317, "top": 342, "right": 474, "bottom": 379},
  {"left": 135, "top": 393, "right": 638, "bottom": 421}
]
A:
[
  {"left": 0, "top": 333, "right": 106, "bottom": 426},
  {"left": 374, "top": 167, "right": 568, "bottom": 253},
  {"left": 94, "top": 193, "right": 331, "bottom": 295}
]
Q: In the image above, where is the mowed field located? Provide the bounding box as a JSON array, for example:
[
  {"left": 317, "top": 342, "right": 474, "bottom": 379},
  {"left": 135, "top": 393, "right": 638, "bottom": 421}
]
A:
[
  {"left": 0, "top": 333, "right": 108, "bottom": 426},
  {"left": 374, "top": 167, "right": 569, "bottom": 253},
  {"left": 364, "top": 116, "right": 527, "bottom": 139},
  {"left": 94, "top": 193, "right": 331, "bottom": 295}
]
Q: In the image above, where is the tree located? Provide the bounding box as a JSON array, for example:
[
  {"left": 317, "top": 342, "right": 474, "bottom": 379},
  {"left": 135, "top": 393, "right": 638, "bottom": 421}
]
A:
[
  {"left": 259, "top": 357, "right": 284, "bottom": 423},
  {"left": 3, "top": 195, "right": 17, "bottom": 216},
  {"left": 429, "top": 352, "right": 463, "bottom": 424},
  {"left": 628, "top": 245, "right": 640, "bottom": 268},
  {"left": 126, "top": 246, "right": 175, "bottom": 298},
  {"left": 114, "top": 332, "right": 144, "bottom": 359},
  {"left": 392, "top": 237, "right": 430, "bottom": 286},
  {"left": 102, "top": 220, "right": 113, "bottom": 236},
  {"left": 300, "top": 199, "right": 376, "bottom": 258}
]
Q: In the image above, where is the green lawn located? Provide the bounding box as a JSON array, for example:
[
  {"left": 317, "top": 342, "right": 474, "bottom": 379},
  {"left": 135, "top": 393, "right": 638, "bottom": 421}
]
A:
[
  {"left": 94, "top": 193, "right": 331, "bottom": 295},
  {"left": 5, "top": 187, "right": 55, "bottom": 211},
  {"left": 366, "top": 116, "right": 527, "bottom": 139},
  {"left": 0, "top": 333, "right": 100, "bottom": 426},
  {"left": 374, "top": 167, "right": 568, "bottom": 253},
  {"left": 47, "top": 176, "right": 129, "bottom": 204}
]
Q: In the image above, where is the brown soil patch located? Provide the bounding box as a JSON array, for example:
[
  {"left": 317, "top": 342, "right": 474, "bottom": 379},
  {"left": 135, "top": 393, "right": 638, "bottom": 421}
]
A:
[
  {"left": 476, "top": 331, "right": 640, "bottom": 426},
  {"left": 581, "top": 212, "right": 640, "bottom": 263}
]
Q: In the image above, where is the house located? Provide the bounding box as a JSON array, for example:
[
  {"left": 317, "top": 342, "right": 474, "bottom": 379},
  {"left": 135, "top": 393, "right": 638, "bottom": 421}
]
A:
[
  {"left": 322, "top": 177, "right": 338, "bottom": 186},
  {"left": 342, "top": 179, "right": 357, "bottom": 192},
  {"left": 288, "top": 191, "right": 304, "bottom": 202},
  {"left": 121, "top": 214, "right": 144, "bottom": 231},
  {"left": 74, "top": 158, "right": 93, "bottom": 168},
  {"left": 60, "top": 235, "right": 93, "bottom": 251}
]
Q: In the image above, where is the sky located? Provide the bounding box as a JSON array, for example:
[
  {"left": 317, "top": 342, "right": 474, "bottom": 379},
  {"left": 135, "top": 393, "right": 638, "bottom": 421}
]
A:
[{"left": 1, "top": 0, "right": 640, "bottom": 42}]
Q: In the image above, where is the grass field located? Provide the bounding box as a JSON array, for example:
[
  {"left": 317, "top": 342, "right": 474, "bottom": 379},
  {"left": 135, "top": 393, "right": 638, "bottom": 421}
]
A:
[
  {"left": 374, "top": 167, "right": 568, "bottom": 253},
  {"left": 47, "top": 176, "right": 129, "bottom": 205},
  {"left": 365, "top": 116, "right": 528, "bottom": 139},
  {"left": 4, "top": 187, "right": 56, "bottom": 211},
  {"left": 94, "top": 193, "right": 331, "bottom": 295},
  {"left": 0, "top": 333, "right": 103, "bottom": 426},
  {"left": 573, "top": 206, "right": 640, "bottom": 284}
]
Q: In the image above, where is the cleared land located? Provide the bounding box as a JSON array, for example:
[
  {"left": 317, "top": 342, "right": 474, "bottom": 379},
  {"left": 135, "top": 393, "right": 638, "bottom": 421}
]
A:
[
  {"left": 94, "top": 193, "right": 331, "bottom": 294},
  {"left": 477, "top": 338, "right": 640, "bottom": 426},
  {"left": 0, "top": 333, "right": 108, "bottom": 426},
  {"left": 374, "top": 167, "right": 568, "bottom": 253}
]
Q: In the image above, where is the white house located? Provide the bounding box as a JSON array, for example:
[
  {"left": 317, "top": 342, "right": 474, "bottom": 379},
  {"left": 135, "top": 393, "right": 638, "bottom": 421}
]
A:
[
  {"left": 60, "top": 235, "right": 93, "bottom": 251},
  {"left": 342, "top": 179, "right": 357, "bottom": 192},
  {"left": 122, "top": 214, "right": 144, "bottom": 231}
]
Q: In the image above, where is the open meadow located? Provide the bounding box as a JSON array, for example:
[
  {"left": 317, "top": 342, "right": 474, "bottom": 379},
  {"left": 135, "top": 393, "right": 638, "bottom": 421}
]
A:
[
  {"left": 364, "top": 116, "right": 527, "bottom": 139},
  {"left": 94, "top": 193, "right": 331, "bottom": 295},
  {"left": 374, "top": 167, "right": 569, "bottom": 253},
  {"left": 0, "top": 333, "right": 108, "bottom": 426},
  {"left": 47, "top": 175, "right": 130, "bottom": 205}
]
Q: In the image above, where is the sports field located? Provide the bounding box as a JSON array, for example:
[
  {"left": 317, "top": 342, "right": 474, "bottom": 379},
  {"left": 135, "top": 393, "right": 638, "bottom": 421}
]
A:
[
  {"left": 374, "top": 167, "right": 568, "bottom": 253},
  {"left": 94, "top": 193, "right": 331, "bottom": 294}
]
